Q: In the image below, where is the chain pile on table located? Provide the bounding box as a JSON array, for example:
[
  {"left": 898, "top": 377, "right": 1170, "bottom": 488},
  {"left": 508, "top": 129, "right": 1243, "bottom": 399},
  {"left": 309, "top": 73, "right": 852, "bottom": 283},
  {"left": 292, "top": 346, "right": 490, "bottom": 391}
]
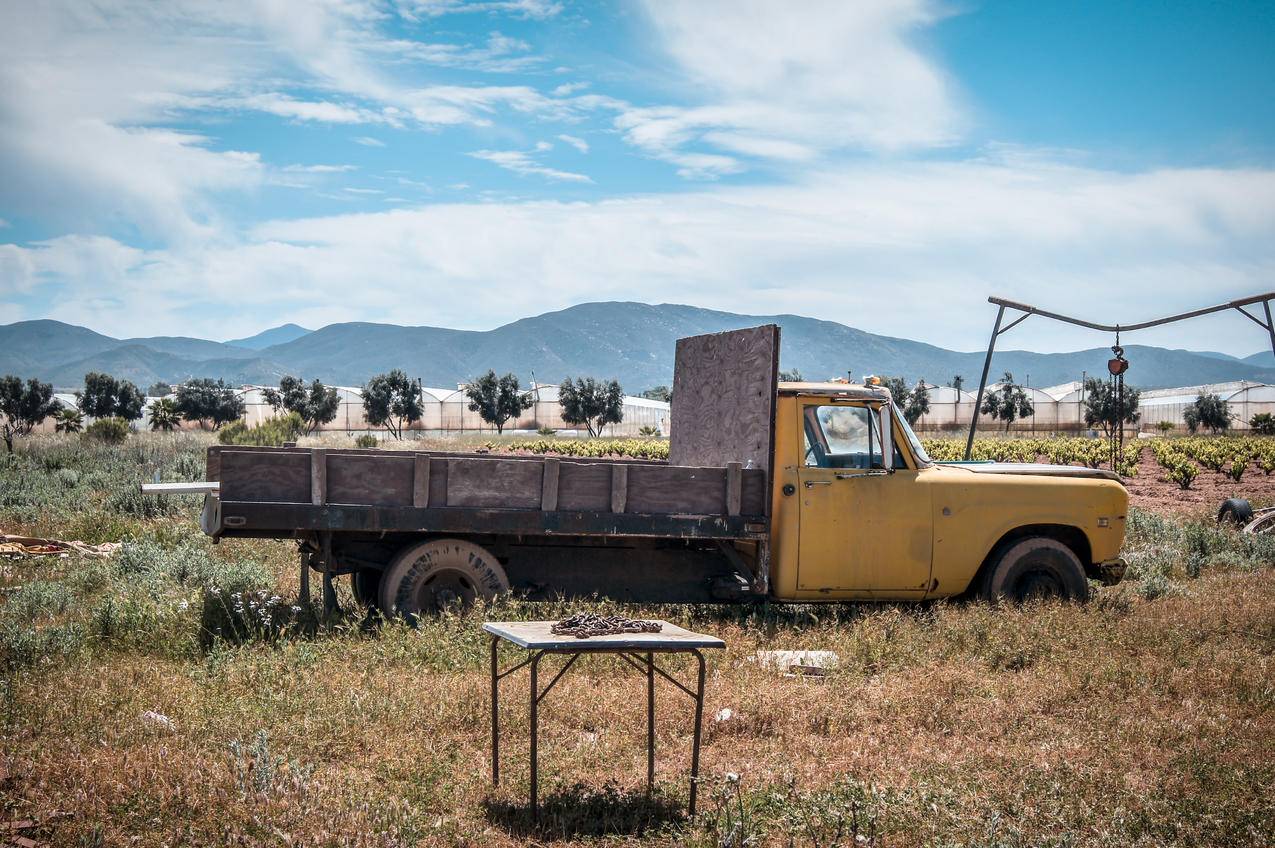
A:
[{"left": 550, "top": 612, "right": 663, "bottom": 639}]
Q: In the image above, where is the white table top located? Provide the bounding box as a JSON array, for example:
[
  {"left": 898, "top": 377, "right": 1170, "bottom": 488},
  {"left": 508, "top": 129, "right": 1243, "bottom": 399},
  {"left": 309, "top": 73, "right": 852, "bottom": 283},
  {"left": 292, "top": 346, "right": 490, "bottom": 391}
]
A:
[{"left": 483, "top": 620, "right": 725, "bottom": 651}]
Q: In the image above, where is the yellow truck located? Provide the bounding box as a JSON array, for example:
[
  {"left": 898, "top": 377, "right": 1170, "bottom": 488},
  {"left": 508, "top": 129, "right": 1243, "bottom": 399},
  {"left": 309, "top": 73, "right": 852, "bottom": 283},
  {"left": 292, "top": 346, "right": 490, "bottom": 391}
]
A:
[{"left": 172, "top": 325, "right": 1126, "bottom": 615}]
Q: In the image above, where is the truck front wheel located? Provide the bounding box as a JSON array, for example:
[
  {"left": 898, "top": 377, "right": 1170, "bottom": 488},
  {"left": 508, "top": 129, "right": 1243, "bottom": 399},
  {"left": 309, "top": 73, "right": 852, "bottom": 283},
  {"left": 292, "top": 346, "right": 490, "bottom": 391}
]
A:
[
  {"left": 379, "top": 539, "right": 509, "bottom": 619},
  {"left": 980, "top": 537, "right": 1089, "bottom": 603}
]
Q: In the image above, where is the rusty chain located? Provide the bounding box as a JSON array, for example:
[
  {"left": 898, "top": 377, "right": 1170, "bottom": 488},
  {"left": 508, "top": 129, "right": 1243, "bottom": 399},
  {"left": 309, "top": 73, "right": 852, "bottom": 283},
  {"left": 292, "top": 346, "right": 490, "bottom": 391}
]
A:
[{"left": 550, "top": 612, "right": 663, "bottom": 639}]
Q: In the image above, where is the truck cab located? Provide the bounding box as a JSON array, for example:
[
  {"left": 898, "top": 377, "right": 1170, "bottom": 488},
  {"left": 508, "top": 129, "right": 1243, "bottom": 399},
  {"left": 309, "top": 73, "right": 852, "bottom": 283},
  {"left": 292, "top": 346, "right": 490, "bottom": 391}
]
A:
[{"left": 767, "top": 382, "right": 1128, "bottom": 602}]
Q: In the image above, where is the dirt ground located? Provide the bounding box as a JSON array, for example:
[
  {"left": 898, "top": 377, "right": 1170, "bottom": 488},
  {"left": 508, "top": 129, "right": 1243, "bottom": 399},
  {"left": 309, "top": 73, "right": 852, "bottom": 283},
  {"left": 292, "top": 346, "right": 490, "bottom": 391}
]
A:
[{"left": 1117, "top": 447, "right": 1274, "bottom": 518}]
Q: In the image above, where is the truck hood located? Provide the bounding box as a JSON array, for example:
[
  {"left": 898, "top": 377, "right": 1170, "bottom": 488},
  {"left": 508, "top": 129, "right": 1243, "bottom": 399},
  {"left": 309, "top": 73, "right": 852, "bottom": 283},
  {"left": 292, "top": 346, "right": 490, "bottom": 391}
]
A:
[{"left": 938, "top": 461, "right": 1123, "bottom": 483}]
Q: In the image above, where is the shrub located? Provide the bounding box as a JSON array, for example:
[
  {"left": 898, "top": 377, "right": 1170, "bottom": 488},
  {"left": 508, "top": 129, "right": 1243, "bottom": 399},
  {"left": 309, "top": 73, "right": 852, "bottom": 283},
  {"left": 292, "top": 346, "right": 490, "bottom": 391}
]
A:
[
  {"left": 85, "top": 417, "right": 130, "bottom": 444},
  {"left": 638, "top": 425, "right": 661, "bottom": 437},
  {"left": 1250, "top": 412, "right": 1275, "bottom": 435},
  {"left": 536, "top": 427, "right": 557, "bottom": 437},
  {"left": 355, "top": 434, "right": 378, "bottom": 448},
  {"left": 218, "top": 413, "right": 304, "bottom": 446}
]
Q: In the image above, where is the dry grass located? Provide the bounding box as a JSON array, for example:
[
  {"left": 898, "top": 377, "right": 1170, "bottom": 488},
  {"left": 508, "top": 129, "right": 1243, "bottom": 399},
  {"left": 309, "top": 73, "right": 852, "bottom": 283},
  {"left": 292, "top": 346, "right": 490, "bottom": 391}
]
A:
[{"left": 1, "top": 434, "right": 1273, "bottom": 846}]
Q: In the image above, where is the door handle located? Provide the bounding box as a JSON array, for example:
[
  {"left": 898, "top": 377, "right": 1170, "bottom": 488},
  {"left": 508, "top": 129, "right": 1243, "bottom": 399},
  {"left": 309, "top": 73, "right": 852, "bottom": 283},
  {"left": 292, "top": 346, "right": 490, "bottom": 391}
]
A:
[{"left": 804, "top": 480, "right": 832, "bottom": 488}]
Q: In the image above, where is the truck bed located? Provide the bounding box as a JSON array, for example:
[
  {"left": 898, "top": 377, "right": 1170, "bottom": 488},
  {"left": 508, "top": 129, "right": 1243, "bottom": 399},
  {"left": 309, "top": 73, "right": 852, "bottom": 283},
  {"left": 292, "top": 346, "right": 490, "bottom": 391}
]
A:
[{"left": 204, "top": 446, "right": 770, "bottom": 541}]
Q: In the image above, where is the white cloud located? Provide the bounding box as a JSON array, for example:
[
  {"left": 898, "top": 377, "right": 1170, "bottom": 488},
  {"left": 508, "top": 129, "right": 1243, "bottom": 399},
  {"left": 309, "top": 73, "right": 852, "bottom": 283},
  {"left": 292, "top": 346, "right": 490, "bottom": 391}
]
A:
[
  {"left": 396, "top": 0, "right": 563, "bottom": 21},
  {"left": 344, "top": 187, "right": 385, "bottom": 194},
  {"left": 353, "top": 136, "right": 387, "bottom": 147},
  {"left": 0, "top": 1, "right": 586, "bottom": 238},
  {"left": 379, "top": 31, "right": 542, "bottom": 73},
  {"left": 234, "top": 93, "right": 394, "bottom": 125},
  {"left": 283, "top": 164, "right": 359, "bottom": 173},
  {"left": 557, "top": 134, "right": 589, "bottom": 153},
  {"left": 468, "top": 150, "right": 592, "bottom": 183},
  {"left": 552, "top": 82, "right": 589, "bottom": 97},
  {"left": 620, "top": 0, "right": 964, "bottom": 176},
  {"left": 12, "top": 158, "right": 1275, "bottom": 355}
]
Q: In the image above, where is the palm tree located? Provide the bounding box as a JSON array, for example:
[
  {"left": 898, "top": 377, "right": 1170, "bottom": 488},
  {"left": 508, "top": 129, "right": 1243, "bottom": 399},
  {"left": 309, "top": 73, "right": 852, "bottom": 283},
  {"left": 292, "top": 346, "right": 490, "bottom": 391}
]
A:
[
  {"left": 149, "top": 397, "right": 180, "bottom": 431},
  {"left": 53, "top": 407, "right": 83, "bottom": 434}
]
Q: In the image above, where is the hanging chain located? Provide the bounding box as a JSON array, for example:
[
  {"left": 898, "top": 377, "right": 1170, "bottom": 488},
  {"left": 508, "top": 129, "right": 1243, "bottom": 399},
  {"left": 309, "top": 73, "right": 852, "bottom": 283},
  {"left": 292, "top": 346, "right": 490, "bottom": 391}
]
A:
[{"left": 551, "top": 612, "right": 663, "bottom": 639}]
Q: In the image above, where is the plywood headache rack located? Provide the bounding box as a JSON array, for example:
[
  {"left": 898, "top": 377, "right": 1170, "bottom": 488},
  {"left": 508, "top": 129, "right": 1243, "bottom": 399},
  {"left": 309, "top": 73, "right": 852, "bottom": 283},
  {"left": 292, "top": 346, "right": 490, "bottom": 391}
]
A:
[{"left": 966, "top": 291, "right": 1275, "bottom": 459}]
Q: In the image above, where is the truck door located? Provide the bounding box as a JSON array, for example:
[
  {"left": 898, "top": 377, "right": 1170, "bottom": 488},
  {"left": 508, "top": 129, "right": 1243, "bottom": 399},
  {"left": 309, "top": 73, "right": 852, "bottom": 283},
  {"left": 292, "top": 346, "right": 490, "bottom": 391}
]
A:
[{"left": 795, "top": 400, "right": 933, "bottom": 595}]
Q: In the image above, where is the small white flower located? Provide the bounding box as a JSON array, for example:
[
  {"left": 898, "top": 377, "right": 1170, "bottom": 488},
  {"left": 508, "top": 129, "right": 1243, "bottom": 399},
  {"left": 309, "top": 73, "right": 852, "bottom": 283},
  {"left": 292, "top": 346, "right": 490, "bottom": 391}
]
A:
[{"left": 725, "top": 772, "right": 739, "bottom": 783}]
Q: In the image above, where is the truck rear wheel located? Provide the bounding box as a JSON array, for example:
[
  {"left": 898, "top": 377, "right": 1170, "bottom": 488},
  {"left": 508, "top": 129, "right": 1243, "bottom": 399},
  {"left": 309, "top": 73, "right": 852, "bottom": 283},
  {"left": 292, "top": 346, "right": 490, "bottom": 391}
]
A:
[
  {"left": 980, "top": 537, "right": 1089, "bottom": 603},
  {"left": 378, "top": 538, "right": 509, "bottom": 619}
]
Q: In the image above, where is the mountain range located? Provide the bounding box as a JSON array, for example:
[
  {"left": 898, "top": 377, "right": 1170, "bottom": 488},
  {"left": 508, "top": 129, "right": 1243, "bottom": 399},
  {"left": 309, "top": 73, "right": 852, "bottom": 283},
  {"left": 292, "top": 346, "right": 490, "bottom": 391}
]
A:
[{"left": 4, "top": 302, "right": 1274, "bottom": 393}]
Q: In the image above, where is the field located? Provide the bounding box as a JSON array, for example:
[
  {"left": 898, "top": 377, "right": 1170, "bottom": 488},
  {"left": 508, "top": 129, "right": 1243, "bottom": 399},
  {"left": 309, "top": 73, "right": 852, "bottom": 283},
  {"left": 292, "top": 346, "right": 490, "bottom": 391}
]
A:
[{"left": 1, "top": 433, "right": 1274, "bottom": 847}]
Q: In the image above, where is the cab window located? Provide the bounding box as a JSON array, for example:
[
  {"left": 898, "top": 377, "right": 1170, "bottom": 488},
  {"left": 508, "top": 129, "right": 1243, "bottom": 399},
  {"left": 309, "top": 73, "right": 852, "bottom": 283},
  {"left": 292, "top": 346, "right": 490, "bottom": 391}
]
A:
[{"left": 803, "top": 405, "right": 884, "bottom": 469}]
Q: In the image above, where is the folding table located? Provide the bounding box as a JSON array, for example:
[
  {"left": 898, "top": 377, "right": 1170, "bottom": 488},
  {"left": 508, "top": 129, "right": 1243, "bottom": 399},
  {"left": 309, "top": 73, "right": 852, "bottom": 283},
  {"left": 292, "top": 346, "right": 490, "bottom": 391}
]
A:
[{"left": 484, "top": 620, "right": 725, "bottom": 816}]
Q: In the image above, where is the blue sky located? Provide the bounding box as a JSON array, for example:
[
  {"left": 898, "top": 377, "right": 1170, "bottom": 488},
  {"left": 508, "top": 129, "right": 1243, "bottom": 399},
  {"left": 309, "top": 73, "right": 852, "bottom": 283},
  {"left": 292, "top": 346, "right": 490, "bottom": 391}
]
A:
[{"left": 2, "top": 0, "right": 1274, "bottom": 355}]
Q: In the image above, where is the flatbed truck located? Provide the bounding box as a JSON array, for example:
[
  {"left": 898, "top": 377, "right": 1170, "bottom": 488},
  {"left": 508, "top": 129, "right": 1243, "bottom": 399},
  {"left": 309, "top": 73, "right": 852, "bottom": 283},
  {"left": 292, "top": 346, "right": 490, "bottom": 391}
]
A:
[{"left": 164, "top": 326, "right": 1127, "bottom": 616}]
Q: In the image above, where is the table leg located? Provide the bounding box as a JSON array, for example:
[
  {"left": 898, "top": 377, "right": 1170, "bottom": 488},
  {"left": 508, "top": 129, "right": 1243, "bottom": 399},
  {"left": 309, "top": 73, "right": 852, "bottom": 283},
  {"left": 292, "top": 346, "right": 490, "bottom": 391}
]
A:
[
  {"left": 530, "top": 651, "right": 542, "bottom": 818},
  {"left": 490, "top": 636, "right": 499, "bottom": 786},
  {"left": 689, "top": 650, "right": 706, "bottom": 816},
  {"left": 646, "top": 651, "right": 655, "bottom": 791}
]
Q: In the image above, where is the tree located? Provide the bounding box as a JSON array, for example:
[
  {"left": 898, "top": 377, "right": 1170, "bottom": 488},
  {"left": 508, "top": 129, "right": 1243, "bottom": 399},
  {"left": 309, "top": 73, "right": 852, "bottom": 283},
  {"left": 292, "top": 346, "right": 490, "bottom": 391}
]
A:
[
  {"left": 1081, "top": 377, "right": 1141, "bottom": 437},
  {"left": 558, "top": 377, "right": 624, "bottom": 437},
  {"left": 115, "top": 381, "right": 145, "bottom": 422},
  {"left": 54, "top": 407, "right": 84, "bottom": 434},
  {"left": 0, "top": 376, "right": 59, "bottom": 453},
  {"left": 1250, "top": 412, "right": 1275, "bottom": 436},
  {"left": 175, "top": 378, "right": 246, "bottom": 430},
  {"left": 76, "top": 372, "right": 144, "bottom": 422},
  {"left": 778, "top": 368, "right": 803, "bottom": 382},
  {"left": 465, "top": 371, "right": 533, "bottom": 434},
  {"left": 949, "top": 375, "right": 965, "bottom": 393},
  {"left": 1183, "top": 393, "right": 1230, "bottom": 434},
  {"left": 262, "top": 376, "right": 340, "bottom": 435},
  {"left": 362, "top": 370, "right": 422, "bottom": 439},
  {"left": 640, "top": 386, "right": 672, "bottom": 403},
  {"left": 980, "top": 372, "right": 1035, "bottom": 432},
  {"left": 880, "top": 377, "right": 931, "bottom": 426},
  {"left": 146, "top": 382, "right": 172, "bottom": 398},
  {"left": 149, "top": 397, "right": 180, "bottom": 431}
]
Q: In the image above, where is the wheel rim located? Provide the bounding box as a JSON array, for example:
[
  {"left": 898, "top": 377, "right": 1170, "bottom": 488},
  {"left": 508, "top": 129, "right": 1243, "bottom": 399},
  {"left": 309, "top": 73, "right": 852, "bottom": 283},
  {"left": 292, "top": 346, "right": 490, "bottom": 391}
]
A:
[
  {"left": 412, "top": 567, "right": 478, "bottom": 613},
  {"left": 1010, "top": 566, "right": 1065, "bottom": 601}
]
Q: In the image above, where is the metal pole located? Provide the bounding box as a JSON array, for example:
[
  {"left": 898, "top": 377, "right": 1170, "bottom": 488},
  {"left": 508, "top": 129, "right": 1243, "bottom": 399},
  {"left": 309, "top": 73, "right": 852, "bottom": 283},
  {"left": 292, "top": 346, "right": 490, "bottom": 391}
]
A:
[
  {"left": 647, "top": 652, "right": 655, "bottom": 791},
  {"left": 322, "top": 571, "right": 337, "bottom": 615},
  {"left": 298, "top": 552, "right": 310, "bottom": 606},
  {"left": 688, "top": 650, "right": 707, "bottom": 816},
  {"left": 530, "top": 652, "right": 540, "bottom": 818},
  {"left": 491, "top": 637, "right": 500, "bottom": 786},
  {"left": 965, "top": 305, "right": 1005, "bottom": 460},
  {"left": 1265, "top": 300, "right": 1275, "bottom": 361}
]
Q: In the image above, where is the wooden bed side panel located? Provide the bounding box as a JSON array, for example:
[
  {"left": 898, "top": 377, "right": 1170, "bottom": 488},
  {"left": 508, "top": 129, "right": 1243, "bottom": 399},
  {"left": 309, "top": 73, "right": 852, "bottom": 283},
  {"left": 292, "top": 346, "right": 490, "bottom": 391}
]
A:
[
  {"left": 327, "top": 453, "right": 414, "bottom": 506},
  {"left": 740, "top": 468, "right": 767, "bottom": 516},
  {"left": 218, "top": 450, "right": 310, "bottom": 503},
  {"left": 556, "top": 462, "right": 613, "bottom": 511},
  {"left": 626, "top": 465, "right": 726, "bottom": 516},
  {"left": 446, "top": 458, "right": 543, "bottom": 509}
]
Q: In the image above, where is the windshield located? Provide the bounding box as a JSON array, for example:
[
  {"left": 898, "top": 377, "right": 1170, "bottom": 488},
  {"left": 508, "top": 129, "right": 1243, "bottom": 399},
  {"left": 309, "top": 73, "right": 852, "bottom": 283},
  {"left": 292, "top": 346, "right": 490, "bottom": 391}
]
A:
[{"left": 893, "top": 402, "right": 932, "bottom": 466}]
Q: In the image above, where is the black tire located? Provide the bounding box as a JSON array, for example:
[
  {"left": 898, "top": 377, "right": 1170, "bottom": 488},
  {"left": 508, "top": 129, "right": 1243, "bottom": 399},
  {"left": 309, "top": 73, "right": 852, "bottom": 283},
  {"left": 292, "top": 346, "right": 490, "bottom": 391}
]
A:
[
  {"left": 1217, "top": 498, "right": 1254, "bottom": 526},
  {"left": 378, "top": 538, "right": 509, "bottom": 619},
  {"left": 980, "top": 537, "right": 1089, "bottom": 603},
  {"left": 349, "top": 569, "right": 383, "bottom": 609}
]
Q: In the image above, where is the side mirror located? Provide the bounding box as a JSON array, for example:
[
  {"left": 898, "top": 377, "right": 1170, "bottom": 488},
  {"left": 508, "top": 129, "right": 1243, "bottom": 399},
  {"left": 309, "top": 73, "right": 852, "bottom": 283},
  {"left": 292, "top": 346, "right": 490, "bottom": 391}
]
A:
[{"left": 878, "top": 403, "right": 894, "bottom": 471}]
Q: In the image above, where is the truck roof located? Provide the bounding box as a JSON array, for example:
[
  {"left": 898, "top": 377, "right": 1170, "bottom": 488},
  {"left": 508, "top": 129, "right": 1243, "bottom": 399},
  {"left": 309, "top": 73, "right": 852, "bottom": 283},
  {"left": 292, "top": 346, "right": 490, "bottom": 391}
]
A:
[{"left": 777, "top": 381, "right": 892, "bottom": 400}]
